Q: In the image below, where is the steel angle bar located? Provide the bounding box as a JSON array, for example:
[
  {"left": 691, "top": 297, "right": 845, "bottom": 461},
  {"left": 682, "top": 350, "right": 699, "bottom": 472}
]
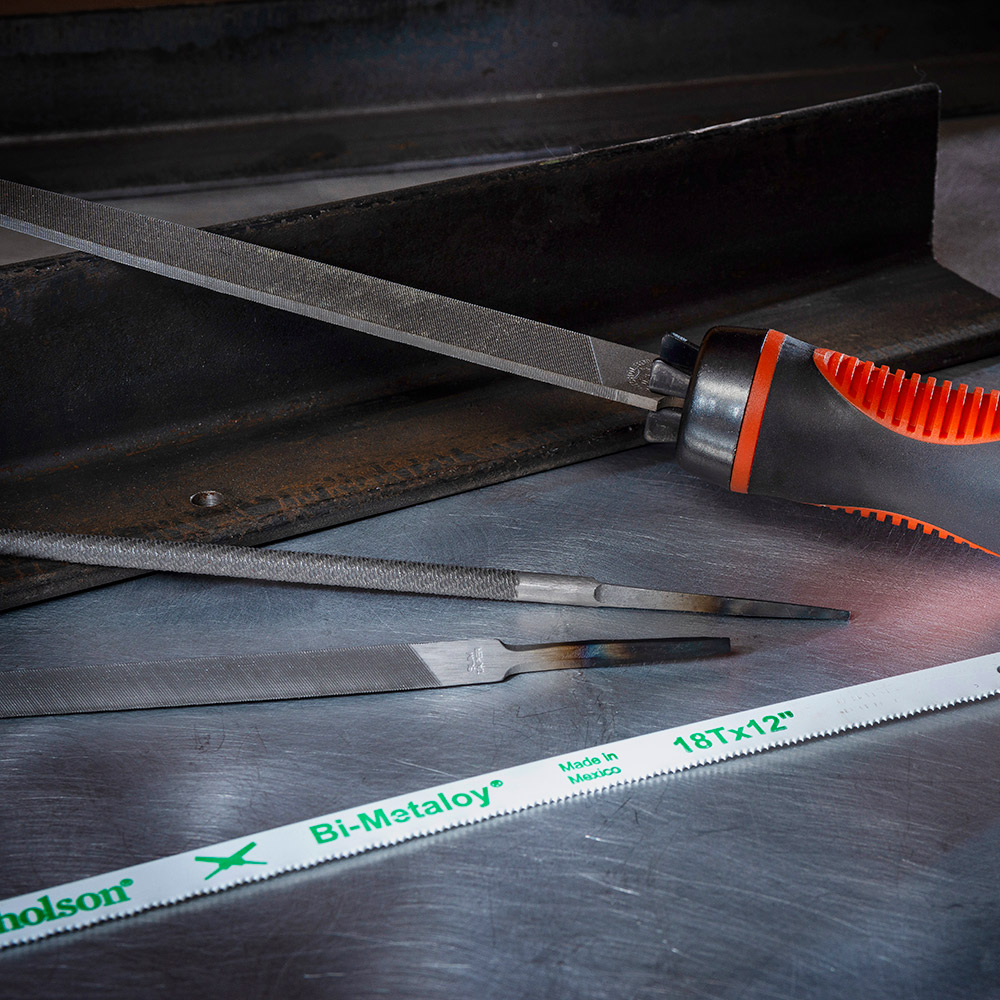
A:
[{"left": 3, "top": 86, "right": 1000, "bottom": 608}]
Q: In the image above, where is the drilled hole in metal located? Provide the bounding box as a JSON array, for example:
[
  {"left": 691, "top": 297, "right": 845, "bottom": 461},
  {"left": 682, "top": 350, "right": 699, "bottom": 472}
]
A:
[{"left": 190, "top": 490, "right": 224, "bottom": 508}]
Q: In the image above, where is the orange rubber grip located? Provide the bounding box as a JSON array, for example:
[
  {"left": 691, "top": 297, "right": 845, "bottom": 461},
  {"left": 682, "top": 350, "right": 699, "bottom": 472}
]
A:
[{"left": 814, "top": 348, "right": 1000, "bottom": 444}]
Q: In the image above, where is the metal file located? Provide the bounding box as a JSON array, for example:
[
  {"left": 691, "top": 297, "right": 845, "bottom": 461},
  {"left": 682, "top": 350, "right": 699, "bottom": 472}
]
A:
[
  {"left": 0, "top": 529, "right": 850, "bottom": 620},
  {"left": 0, "top": 179, "right": 667, "bottom": 412},
  {"left": 0, "top": 636, "right": 730, "bottom": 718}
]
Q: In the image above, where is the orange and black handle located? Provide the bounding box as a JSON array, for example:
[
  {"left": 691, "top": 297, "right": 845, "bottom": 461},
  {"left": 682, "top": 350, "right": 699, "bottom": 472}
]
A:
[{"left": 671, "top": 327, "right": 1000, "bottom": 556}]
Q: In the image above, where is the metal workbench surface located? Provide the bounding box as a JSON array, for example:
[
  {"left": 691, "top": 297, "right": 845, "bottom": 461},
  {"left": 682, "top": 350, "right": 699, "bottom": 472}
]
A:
[
  {"left": 1, "top": 118, "right": 1000, "bottom": 998},
  {"left": 3, "top": 432, "right": 1000, "bottom": 998}
]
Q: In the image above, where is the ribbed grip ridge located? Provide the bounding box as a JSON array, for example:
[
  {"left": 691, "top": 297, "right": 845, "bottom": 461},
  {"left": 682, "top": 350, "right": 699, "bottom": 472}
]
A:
[
  {"left": 824, "top": 505, "right": 998, "bottom": 555},
  {"left": 814, "top": 348, "right": 1000, "bottom": 443}
]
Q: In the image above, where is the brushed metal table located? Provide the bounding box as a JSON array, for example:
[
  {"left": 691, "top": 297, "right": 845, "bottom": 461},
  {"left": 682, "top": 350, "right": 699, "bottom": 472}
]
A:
[{"left": 1, "top": 116, "right": 999, "bottom": 999}]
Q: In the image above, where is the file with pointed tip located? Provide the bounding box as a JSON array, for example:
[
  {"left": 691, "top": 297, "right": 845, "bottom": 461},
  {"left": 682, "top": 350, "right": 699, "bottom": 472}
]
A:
[
  {"left": 0, "top": 636, "right": 730, "bottom": 718},
  {"left": 0, "top": 529, "right": 850, "bottom": 620}
]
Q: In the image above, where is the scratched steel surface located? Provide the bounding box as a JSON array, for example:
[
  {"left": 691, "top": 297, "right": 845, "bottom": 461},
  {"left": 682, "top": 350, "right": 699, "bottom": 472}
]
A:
[{"left": 2, "top": 425, "right": 1000, "bottom": 997}]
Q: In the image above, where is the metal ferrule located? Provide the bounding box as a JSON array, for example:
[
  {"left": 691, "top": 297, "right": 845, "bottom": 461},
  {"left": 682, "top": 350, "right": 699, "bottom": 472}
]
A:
[{"left": 675, "top": 327, "right": 768, "bottom": 488}]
